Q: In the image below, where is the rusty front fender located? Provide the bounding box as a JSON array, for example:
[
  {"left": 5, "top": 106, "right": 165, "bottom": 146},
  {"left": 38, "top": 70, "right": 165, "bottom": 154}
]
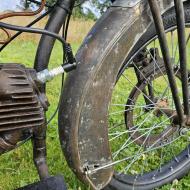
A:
[{"left": 58, "top": 0, "right": 188, "bottom": 189}]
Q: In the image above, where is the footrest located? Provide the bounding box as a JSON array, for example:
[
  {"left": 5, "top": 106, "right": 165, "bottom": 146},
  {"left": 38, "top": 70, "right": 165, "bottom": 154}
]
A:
[{"left": 16, "top": 175, "right": 67, "bottom": 190}]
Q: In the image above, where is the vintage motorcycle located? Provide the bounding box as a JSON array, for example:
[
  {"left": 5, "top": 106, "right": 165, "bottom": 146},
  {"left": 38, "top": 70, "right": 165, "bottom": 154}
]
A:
[{"left": 0, "top": 0, "right": 190, "bottom": 189}]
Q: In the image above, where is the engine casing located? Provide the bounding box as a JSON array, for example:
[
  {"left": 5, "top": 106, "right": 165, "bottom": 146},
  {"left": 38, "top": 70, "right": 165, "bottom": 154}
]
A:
[
  {"left": 0, "top": 63, "right": 46, "bottom": 132},
  {"left": 0, "top": 63, "right": 47, "bottom": 154}
]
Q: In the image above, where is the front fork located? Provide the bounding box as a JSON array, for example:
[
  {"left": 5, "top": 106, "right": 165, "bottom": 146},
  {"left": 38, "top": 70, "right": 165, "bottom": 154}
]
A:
[{"left": 148, "top": 0, "right": 189, "bottom": 127}]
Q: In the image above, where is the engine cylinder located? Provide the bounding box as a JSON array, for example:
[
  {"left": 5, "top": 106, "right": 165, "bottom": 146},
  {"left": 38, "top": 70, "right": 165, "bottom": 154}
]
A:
[
  {"left": 0, "top": 63, "right": 47, "bottom": 153},
  {"left": 0, "top": 64, "right": 46, "bottom": 132}
]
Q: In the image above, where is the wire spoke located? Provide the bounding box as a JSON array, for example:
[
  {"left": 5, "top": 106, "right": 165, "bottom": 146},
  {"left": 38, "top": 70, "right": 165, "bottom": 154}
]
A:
[
  {"left": 105, "top": 27, "right": 190, "bottom": 179},
  {"left": 113, "top": 113, "right": 173, "bottom": 158}
]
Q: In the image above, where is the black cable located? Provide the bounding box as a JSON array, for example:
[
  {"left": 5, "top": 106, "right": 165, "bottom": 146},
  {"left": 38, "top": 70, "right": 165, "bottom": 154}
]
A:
[
  {"left": 62, "top": 17, "right": 67, "bottom": 61},
  {"left": 0, "top": 9, "right": 52, "bottom": 52},
  {"left": 64, "top": 13, "right": 71, "bottom": 40},
  {"left": 46, "top": 74, "right": 65, "bottom": 125},
  {"left": 0, "top": 22, "right": 76, "bottom": 66},
  {"left": 0, "top": 22, "right": 67, "bottom": 53}
]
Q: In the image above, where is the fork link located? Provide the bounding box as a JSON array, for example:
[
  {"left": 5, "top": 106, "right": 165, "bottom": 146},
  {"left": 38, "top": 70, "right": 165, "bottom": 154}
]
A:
[{"left": 33, "top": 123, "right": 49, "bottom": 180}]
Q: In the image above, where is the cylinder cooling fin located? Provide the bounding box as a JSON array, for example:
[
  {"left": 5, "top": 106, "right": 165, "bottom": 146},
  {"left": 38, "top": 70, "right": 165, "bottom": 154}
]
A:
[{"left": 0, "top": 63, "right": 46, "bottom": 132}]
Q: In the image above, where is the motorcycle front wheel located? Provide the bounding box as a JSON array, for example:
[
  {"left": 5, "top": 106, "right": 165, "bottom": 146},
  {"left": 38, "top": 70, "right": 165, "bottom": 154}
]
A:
[{"left": 59, "top": 2, "right": 190, "bottom": 190}]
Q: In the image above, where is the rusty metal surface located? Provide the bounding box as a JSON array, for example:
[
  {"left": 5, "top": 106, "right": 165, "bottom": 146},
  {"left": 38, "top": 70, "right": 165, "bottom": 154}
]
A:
[
  {"left": 112, "top": 0, "right": 187, "bottom": 9},
  {"left": 0, "top": 130, "right": 24, "bottom": 154},
  {"left": 0, "top": 0, "right": 46, "bottom": 20},
  {"left": 59, "top": 0, "right": 188, "bottom": 189},
  {"left": 33, "top": 124, "right": 49, "bottom": 180},
  {"left": 0, "top": 28, "right": 11, "bottom": 45},
  {"left": 112, "top": 0, "right": 142, "bottom": 7},
  {"left": 0, "top": 64, "right": 47, "bottom": 154},
  {"left": 0, "top": 64, "right": 45, "bottom": 132},
  {"left": 0, "top": 0, "right": 46, "bottom": 45}
]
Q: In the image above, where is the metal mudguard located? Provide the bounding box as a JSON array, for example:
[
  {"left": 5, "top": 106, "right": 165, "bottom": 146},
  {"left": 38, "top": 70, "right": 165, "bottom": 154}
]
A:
[
  {"left": 59, "top": 0, "right": 188, "bottom": 189},
  {"left": 112, "top": 0, "right": 142, "bottom": 7},
  {"left": 112, "top": 0, "right": 187, "bottom": 11}
]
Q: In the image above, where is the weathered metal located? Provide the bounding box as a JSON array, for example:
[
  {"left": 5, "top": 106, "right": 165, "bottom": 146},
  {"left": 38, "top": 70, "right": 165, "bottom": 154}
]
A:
[
  {"left": 113, "top": 0, "right": 187, "bottom": 13},
  {"left": 0, "top": 28, "right": 11, "bottom": 45},
  {"left": 0, "top": 0, "right": 46, "bottom": 45},
  {"left": 0, "top": 64, "right": 47, "bottom": 154},
  {"left": 112, "top": 0, "right": 142, "bottom": 8},
  {"left": 33, "top": 124, "right": 50, "bottom": 180},
  {"left": 0, "top": 0, "right": 46, "bottom": 20},
  {"left": 56, "top": 0, "right": 188, "bottom": 189},
  {"left": 0, "top": 10, "right": 52, "bottom": 51},
  {"left": 0, "top": 0, "right": 189, "bottom": 189}
]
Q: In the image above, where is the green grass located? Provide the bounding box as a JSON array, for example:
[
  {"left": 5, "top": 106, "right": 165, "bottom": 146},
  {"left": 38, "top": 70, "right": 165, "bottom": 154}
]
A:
[{"left": 0, "top": 37, "right": 190, "bottom": 190}]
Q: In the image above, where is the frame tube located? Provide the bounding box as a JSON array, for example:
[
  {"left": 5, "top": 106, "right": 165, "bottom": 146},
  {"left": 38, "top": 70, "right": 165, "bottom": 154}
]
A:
[{"left": 174, "top": 0, "right": 190, "bottom": 116}]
